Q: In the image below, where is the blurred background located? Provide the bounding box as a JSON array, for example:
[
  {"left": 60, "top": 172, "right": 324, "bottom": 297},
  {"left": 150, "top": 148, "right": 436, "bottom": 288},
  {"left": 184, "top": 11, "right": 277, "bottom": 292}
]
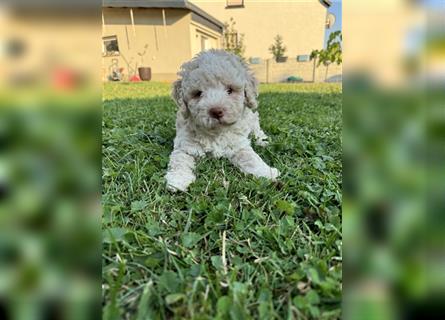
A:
[
  {"left": 0, "top": 1, "right": 101, "bottom": 319},
  {"left": 343, "top": 0, "right": 445, "bottom": 319},
  {"left": 0, "top": 0, "right": 444, "bottom": 319}
]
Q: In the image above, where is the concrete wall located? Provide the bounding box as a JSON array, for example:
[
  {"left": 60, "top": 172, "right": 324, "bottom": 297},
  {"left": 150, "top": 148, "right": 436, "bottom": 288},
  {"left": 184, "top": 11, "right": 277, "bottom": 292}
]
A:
[
  {"left": 190, "top": 0, "right": 328, "bottom": 60},
  {"left": 102, "top": 8, "right": 221, "bottom": 82},
  {"left": 249, "top": 59, "right": 342, "bottom": 83}
]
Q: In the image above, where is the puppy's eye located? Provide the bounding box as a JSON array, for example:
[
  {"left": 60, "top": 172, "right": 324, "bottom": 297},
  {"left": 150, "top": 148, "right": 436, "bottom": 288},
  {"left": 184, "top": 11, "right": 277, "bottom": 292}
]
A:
[
  {"left": 192, "top": 90, "right": 202, "bottom": 99},
  {"left": 226, "top": 87, "right": 233, "bottom": 95}
]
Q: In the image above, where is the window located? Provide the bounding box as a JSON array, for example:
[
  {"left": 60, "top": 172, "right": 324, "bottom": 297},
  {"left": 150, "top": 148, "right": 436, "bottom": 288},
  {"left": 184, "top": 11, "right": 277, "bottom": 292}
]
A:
[
  {"left": 249, "top": 57, "right": 261, "bottom": 64},
  {"left": 297, "top": 55, "right": 310, "bottom": 62},
  {"left": 103, "top": 36, "right": 119, "bottom": 56},
  {"left": 226, "top": 0, "right": 244, "bottom": 8}
]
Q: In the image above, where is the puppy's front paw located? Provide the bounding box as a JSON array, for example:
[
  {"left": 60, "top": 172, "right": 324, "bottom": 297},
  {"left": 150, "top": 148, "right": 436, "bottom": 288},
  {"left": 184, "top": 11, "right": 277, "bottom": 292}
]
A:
[
  {"left": 165, "top": 171, "right": 195, "bottom": 192},
  {"left": 269, "top": 167, "right": 280, "bottom": 181},
  {"left": 255, "top": 138, "right": 269, "bottom": 147},
  {"left": 167, "top": 183, "right": 185, "bottom": 193},
  {"left": 166, "top": 178, "right": 189, "bottom": 192},
  {"left": 255, "top": 167, "right": 280, "bottom": 181}
]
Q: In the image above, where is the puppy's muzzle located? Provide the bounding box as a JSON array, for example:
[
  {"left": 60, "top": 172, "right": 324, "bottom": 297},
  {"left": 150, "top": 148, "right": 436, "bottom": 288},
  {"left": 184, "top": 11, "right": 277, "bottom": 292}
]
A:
[{"left": 209, "top": 107, "right": 224, "bottom": 120}]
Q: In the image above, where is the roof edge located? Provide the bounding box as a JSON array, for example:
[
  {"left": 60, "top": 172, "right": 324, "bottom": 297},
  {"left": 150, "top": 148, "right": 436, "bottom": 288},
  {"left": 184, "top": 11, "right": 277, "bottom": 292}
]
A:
[
  {"left": 184, "top": 0, "right": 224, "bottom": 29},
  {"left": 102, "top": 0, "right": 224, "bottom": 29}
]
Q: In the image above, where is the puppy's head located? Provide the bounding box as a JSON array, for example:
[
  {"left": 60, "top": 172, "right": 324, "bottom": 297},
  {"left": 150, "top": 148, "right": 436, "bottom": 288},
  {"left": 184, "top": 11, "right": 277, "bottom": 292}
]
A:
[{"left": 172, "top": 50, "right": 258, "bottom": 129}]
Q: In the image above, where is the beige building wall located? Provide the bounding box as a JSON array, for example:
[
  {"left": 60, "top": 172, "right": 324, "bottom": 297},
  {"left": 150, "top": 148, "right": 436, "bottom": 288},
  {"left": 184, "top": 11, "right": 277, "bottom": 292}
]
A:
[
  {"left": 344, "top": 3, "right": 423, "bottom": 86},
  {"left": 102, "top": 8, "right": 222, "bottom": 81},
  {"left": 103, "top": 8, "right": 192, "bottom": 81},
  {"left": 189, "top": 0, "right": 328, "bottom": 59},
  {"left": 1, "top": 13, "right": 101, "bottom": 87}
]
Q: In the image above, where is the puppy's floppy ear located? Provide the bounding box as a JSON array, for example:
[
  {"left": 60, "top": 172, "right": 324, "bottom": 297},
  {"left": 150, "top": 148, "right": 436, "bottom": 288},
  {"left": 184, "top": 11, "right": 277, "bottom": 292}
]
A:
[
  {"left": 171, "top": 79, "right": 189, "bottom": 117},
  {"left": 244, "top": 71, "right": 259, "bottom": 109}
]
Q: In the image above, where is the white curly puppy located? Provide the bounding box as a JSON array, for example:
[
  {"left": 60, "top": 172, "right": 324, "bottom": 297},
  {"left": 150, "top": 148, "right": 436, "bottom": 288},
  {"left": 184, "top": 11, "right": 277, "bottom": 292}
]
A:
[{"left": 166, "top": 49, "right": 279, "bottom": 191}]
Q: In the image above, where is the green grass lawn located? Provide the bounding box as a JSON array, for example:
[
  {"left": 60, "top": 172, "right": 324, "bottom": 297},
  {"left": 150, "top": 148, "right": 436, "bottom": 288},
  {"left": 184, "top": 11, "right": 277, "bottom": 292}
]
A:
[{"left": 102, "top": 82, "right": 342, "bottom": 319}]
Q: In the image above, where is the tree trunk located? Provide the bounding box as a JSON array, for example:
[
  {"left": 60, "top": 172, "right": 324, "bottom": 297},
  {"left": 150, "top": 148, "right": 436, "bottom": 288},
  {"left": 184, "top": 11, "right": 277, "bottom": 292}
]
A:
[
  {"left": 325, "top": 63, "right": 329, "bottom": 82},
  {"left": 312, "top": 58, "right": 316, "bottom": 83}
]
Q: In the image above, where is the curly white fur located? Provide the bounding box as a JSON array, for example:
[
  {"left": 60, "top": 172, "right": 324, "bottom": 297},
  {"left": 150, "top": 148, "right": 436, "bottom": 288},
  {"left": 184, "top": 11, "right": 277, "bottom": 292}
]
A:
[{"left": 166, "top": 50, "right": 279, "bottom": 191}]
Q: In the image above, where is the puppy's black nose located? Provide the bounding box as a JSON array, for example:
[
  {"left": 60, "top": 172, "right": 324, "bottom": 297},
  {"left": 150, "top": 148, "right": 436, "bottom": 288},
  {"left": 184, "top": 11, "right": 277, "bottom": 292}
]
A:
[{"left": 209, "top": 107, "right": 224, "bottom": 119}]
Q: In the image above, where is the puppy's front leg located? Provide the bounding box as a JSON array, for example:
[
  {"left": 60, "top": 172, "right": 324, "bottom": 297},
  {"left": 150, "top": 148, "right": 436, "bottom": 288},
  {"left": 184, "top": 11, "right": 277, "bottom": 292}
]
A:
[
  {"left": 251, "top": 111, "right": 269, "bottom": 147},
  {"left": 230, "top": 147, "right": 279, "bottom": 180},
  {"left": 165, "top": 149, "right": 196, "bottom": 192}
]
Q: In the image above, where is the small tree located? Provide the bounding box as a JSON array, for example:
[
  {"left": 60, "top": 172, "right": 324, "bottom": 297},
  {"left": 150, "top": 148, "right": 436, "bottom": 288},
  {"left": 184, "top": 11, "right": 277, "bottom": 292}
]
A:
[
  {"left": 223, "top": 17, "right": 245, "bottom": 59},
  {"left": 310, "top": 31, "right": 342, "bottom": 80},
  {"left": 269, "top": 35, "right": 287, "bottom": 62}
]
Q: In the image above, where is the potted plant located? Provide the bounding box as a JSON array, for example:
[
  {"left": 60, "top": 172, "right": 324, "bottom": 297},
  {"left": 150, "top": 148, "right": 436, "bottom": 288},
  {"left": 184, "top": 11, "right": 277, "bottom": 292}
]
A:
[
  {"left": 137, "top": 45, "right": 151, "bottom": 81},
  {"left": 138, "top": 67, "right": 151, "bottom": 81},
  {"left": 269, "top": 35, "right": 287, "bottom": 63}
]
